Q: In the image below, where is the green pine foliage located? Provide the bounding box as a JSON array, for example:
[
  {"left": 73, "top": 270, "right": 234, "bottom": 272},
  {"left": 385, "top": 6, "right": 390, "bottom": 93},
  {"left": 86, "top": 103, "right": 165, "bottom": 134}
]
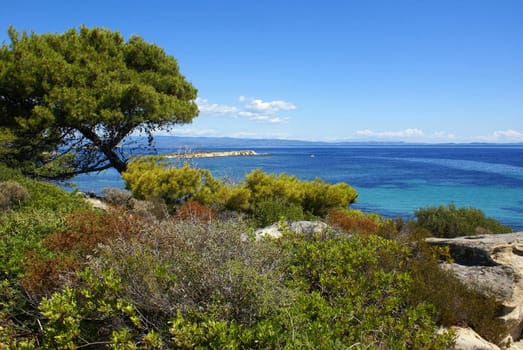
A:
[{"left": 0, "top": 26, "right": 198, "bottom": 177}]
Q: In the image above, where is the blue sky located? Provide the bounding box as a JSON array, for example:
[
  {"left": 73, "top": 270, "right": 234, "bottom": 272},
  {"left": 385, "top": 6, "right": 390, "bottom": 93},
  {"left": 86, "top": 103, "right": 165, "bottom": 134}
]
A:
[{"left": 2, "top": 0, "right": 522, "bottom": 142}]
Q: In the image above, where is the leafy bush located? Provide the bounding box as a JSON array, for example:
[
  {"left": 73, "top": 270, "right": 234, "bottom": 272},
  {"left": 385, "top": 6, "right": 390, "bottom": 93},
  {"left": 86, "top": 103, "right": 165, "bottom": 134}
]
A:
[
  {"left": 0, "top": 163, "right": 23, "bottom": 182},
  {"left": 406, "top": 244, "right": 507, "bottom": 343},
  {"left": 122, "top": 156, "right": 223, "bottom": 209},
  {"left": 27, "top": 219, "right": 453, "bottom": 349},
  {"left": 123, "top": 158, "right": 359, "bottom": 225},
  {"left": 243, "top": 169, "right": 358, "bottom": 217},
  {"left": 327, "top": 208, "right": 380, "bottom": 234},
  {"left": 37, "top": 269, "right": 151, "bottom": 349},
  {"left": 0, "top": 167, "right": 93, "bottom": 345},
  {"left": 0, "top": 209, "right": 66, "bottom": 280},
  {"left": 87, "top": 219, "right": 287, "bottom": 328},
  {"left": 174, "top": 200, "right": 217, "bottom": 223},
  {"left": 25, "top": 218, "right": 286, "bottom": 347},
  {"left": 0, "top": 180, "right": 30, "bottom": 210},
  {"left": 22, "top": 209, "right": 145, "bottom": 299},
  {"left": 278, "top": 230, "right": 453, "bottom": 349},
  {"left": 253, "top": 198, "right": 305, "bottom": 227},
  {"left": 380, "top": 219, "right": 509, "bottom": 344},
  {"left": 102, "top": 187, "right": 133, "bottom": 207},
  {"left": 415, "top": 204, "right": 511, "bottom": 238}
]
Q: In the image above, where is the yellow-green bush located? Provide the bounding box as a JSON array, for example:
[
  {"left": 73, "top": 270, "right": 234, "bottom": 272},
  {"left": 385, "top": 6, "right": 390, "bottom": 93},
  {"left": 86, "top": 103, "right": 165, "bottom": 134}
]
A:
[
  {"left": 242, "top": 169, "right": 358, "bottom": 217},
  {"left": 122, "top": 156, "right": 223, "bottom": 208},
  {"left": 123, "top": 157, "right": 358, "bottom": 223}
]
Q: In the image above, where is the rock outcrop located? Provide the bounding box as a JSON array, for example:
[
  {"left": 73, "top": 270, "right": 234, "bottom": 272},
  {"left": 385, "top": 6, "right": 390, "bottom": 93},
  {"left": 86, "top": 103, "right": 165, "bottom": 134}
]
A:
[
  {"left": 451, "top": 327, "right": 501, "bottom": 350},
  {"left": 427, "top": 232, "right": 523, "bottom": 349},
  {"left": 254, "top": 221, "right": 329, "bottom": 240}
]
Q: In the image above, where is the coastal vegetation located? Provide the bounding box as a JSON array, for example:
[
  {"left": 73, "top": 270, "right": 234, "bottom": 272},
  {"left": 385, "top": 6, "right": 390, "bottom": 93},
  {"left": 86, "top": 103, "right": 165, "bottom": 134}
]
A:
[
  {"left": 122, "top": 156, "right": 358, "bottom": 225},
  {"left": 0, "top": 26, "right": 515, "bottom": 349},
  {"left": 0, "top": 160, "right": 513, "bottom": 348},
  {"left": 415, "top": 204, "right": 511, "bottom": 238}
]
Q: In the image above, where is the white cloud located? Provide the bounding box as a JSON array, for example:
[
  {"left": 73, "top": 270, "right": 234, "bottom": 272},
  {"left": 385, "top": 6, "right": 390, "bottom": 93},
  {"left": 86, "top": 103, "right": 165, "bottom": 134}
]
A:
[
  {"left": 239, "top": 97, "right": 295, "bottom": 123},
  {"left": 476, "top": 129, "right": 523, "bottom": 142},
  {"left": 196, "top": 98, "right": 238, "bottom": 115},
  {"left": 171, "top": 128, "right": 220, "bottom": 137},
  {"left": 239, "top": 111, "right": 289, "bottom": 124},
  {"left": 355, "top": 128, "right": 424, "bottom": 138},
  {"left": 243, "top": 98, "right": 296, "bottom": 114},
  {"left": 196, "top": 96, "right": 295, "bottom": 124}
]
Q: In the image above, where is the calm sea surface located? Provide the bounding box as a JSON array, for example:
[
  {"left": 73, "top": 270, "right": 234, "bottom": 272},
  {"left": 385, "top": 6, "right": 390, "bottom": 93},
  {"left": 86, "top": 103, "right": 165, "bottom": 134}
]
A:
[{"left": 67, "top": 145, "right": 523, "bottom": 230}]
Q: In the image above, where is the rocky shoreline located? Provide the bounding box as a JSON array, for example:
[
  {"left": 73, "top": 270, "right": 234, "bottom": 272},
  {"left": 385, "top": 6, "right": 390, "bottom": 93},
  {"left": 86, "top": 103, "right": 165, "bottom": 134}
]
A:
[
  {"left": 165, "top": 150, "right": 262, "bottom": 159},
  {"left": 427, "top": 232, "right": 523, "bottom": 349}
]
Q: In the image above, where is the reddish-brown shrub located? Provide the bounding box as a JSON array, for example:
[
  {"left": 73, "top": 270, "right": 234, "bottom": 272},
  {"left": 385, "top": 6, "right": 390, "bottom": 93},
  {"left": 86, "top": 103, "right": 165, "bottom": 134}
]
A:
[
  {"left": 21, "top": 208, "right": 145, "bottom": 299},
  {"left": 327, "top": 209, "right": 378, "bottom": 234},
  {"left": 43, "top": 208, "right": 144, "bottom": 256},
  {"left": 174, "top": 201, "right": 217, "bottom": 223},
  {"left": 21, "top": 254, "right": 79, "bottom": 299}
]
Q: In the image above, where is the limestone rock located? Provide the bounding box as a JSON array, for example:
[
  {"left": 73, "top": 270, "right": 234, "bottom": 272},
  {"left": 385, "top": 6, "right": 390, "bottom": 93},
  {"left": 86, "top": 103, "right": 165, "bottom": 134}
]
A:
[
  {"left": 85, "top": 197, "right": 109, "bottom": 210},
  {"left": 427, "top": 232, "right": 523, "bottom": 345},
  {"left": 254, "top": 221, "right": 329, "bottom": 240},
  {"left": 452, "top": 327, "right": 501, "bottom": 350}
]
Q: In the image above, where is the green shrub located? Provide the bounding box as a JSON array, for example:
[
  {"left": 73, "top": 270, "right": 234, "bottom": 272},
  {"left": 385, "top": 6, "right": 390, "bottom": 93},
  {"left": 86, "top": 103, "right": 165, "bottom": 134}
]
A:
[
  {"left": 0, "top": 163, "right": 23, "bottom": 182},
  {"left": 408, "top": 246, "right": 507, "bottom": 343},
  {"left": 243, "top": 169, "right": 358, "bottom": 217},
  {"left": 415, "top": 204, "right": 511, "bottom": 238},
  {"left": 0, "top": 209, "right": 66, "bottom": 280},
  {"left": 0, "top": 163, "right": 87, "bottom": 214},
  {"left": 123, "top": 158, "right": 359, "bottom": 223},
  {"left": 277, "top": 230, "right": 453, "bottom": 349},
  {"left": 381, "top": 219, "right": 509, "bottom": 344},
  {"left": 21, "top": 180, "right": 87, "bottom": 213},
  {"left": 87, "top": 219, "right": 288, "bottom": 329},
  {"left": 122, "top": 157, "right": 223, "bottom": 210},
  {"left": 253, "top": 198, "right": 305, "bottom": 227},
  {"left": 0, "top": 167, "right": 93, "bottom": 344}
]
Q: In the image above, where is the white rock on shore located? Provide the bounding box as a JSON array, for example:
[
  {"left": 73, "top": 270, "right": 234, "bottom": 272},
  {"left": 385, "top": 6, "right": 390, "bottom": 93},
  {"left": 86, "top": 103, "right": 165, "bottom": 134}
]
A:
[
  {"left": 165, "top": 150, "right": 259, "bottom": 159},
  {"left": 452, "top": 327, "right": 501, "bottom": 350}
]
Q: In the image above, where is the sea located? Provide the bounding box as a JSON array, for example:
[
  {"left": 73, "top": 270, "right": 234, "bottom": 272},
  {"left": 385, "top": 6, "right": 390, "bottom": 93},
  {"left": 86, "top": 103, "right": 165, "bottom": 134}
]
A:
[{"left": 66, "top": 143, "right": 523, "bottom": 231}]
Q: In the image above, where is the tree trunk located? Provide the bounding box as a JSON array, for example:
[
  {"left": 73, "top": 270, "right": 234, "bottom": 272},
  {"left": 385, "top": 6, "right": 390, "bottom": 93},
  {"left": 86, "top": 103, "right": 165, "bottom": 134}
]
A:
[{"left": 101, "top": 145, "right": 127, "bottom": 173}]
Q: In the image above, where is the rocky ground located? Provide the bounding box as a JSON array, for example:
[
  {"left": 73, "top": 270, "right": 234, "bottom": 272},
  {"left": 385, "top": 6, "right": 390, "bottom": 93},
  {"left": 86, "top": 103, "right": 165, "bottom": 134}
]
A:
[{"left": 428, "top": 232, "right": 523, "bottom": 350}]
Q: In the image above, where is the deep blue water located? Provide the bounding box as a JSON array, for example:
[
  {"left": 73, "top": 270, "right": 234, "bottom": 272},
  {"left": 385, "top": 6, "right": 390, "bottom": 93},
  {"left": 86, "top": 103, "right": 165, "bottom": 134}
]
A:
[{"left": 67, "top": 145, "right": 523, "bottom": 230}]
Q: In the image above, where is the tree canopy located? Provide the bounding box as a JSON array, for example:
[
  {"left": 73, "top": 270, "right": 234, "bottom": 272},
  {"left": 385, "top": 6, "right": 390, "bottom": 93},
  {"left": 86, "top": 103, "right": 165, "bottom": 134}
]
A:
[{"left": 0, "top": 26, "right": 198, "bottom": 178}]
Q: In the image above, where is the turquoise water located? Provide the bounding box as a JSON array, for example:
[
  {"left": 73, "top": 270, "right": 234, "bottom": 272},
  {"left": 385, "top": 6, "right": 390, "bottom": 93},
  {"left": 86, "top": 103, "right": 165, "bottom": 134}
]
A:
[{"left": 68, "top": 145, "right": 523, "bottom": 230}]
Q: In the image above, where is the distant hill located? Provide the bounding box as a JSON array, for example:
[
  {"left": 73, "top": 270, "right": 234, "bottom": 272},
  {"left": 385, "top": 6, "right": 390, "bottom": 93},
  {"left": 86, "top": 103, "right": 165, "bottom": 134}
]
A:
[
  {"left": 143, "top": 135, "right": 414, "bottom": 149},
  {"left": 127, "top": 135, "right": 523, "bottom": 151}
]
